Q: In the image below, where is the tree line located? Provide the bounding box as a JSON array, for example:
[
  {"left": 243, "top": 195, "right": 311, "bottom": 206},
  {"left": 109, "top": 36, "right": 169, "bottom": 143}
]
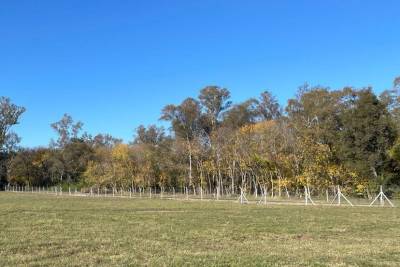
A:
[{"left": 2, "top": 77, "right": 400, "bottom": 198}]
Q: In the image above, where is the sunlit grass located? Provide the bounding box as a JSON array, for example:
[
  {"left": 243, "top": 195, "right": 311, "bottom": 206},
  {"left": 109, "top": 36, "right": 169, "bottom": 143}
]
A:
[{"left": 0, "top": 193, "right": 399, "bottom": 266}]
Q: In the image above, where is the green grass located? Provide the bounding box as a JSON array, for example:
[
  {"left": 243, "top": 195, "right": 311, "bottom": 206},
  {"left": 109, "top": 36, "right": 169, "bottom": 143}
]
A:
[{"left": 0, "top": 193, "right": 399, "bottom": 266}]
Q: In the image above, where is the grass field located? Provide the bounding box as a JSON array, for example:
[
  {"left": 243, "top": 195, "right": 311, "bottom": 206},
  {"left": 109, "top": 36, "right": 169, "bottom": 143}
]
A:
[{"left": 0, "top": 193, "right": 399, "bottom": 266}]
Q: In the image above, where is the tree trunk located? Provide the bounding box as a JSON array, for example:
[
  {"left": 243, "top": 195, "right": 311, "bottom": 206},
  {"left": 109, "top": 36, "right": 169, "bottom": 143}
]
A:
[
  {"left": 186, "top": 136, "right": 193, "bottom": 188},
  {"left": 231, "top": 160, "right": 235, "bottom": 195}
]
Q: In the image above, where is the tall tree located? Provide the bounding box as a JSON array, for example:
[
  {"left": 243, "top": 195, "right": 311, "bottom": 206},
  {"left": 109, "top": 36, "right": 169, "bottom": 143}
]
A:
[
  {"left": 0, "top": 97, "right": 26, "bottom": 152},
  {"left": 257, "top": 91, "right": 281, "bottom": 121},
  {"left": 339, "top": 89, "right": 397, "bottom": 185},
  {"left": 134, "top": 125, "right": 165, "bottom": 145},
  {"left": 380, "top": 76, "right": 400, "bottom": 131},
  {"left": 0, "top": 97, "right": 25, "bottom": 187},
  {"left": 161, "top": 98, "right": 202, "bottom": 188},
  {"left": 62, "top": 139, "right": 93, "bottom": 183},
  {"left": 49, "top": 114, "right": 92, "bottom": 183},
  {"left": 222, "top": 99, "right": 259, "bottom": 129},
  {"left": 51, "top": 114, "right": 83, "bottom": 148},
  {"left": 198, "top": 86, "right": 231, "bottom": 132},
  {"left": 90, "top": 134, "right": 122, "bottom": 148}
]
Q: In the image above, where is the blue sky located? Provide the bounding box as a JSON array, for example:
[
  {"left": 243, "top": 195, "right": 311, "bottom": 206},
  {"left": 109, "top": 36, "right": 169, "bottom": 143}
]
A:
[{"left": 1, "top": 0, "right": 399, "bottom": 147}]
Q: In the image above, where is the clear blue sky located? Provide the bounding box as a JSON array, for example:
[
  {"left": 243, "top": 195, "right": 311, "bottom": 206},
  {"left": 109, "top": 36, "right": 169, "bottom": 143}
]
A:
[{"left": 1, "top": 0, "right": 399, "bottom": 147}]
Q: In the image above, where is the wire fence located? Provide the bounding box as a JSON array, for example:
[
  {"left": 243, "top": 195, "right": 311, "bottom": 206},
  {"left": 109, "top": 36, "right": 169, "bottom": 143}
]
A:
[{"left": 3, "top": 185, "right": 397, "bottom": 208}]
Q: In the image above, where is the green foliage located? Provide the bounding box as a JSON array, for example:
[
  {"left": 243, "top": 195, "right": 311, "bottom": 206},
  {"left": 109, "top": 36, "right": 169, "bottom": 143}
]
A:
[
  {"left": 3, "top": 77, "right": 400, "bottom": 195},
  {"left": 0, "top": 97, "right": 25, "bottom": 152},
  {"left": 338, "top": 89, "right": 397, "bottom": 181}
]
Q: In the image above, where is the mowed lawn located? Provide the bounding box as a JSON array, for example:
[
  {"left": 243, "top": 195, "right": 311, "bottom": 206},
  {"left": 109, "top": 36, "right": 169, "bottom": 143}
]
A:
[{"left": 0, "top": 193, "right": 399, "bottom": 266}]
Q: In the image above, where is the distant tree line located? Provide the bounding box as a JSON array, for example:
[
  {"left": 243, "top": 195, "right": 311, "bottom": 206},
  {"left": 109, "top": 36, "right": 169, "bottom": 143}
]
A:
[{"left": 2, "top": 77, "right": 400, "bottom": 197}]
